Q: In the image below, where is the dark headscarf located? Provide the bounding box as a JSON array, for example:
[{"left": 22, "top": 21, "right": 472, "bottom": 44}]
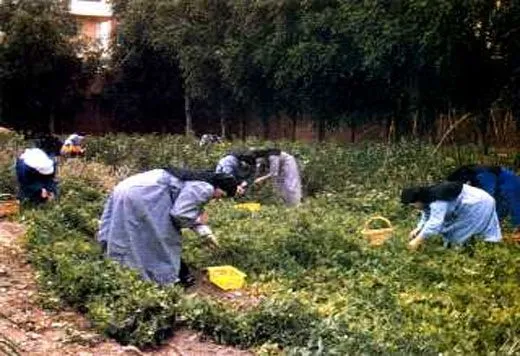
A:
[
  {"left": 165, "top": 167, "right": 238, "bottom": 197},
  {"left": 34, "top": 134, "right": 63, "bottom": 157},
  {"left": 446, "top": 165, "right": 502, "bottom": 187},
  {"left": 401, "top": 182, "right": 463, "bottom": 205},
  {"left": 230, "top": 150, "right": 256, "bottom": 167},
  {"left": 251, "top": 148, "right": 282, "bottom": 159}
]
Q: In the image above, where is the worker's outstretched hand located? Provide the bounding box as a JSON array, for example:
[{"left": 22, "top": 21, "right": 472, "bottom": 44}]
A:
[
  {"left": 408, "top": 228, "right": 420, "bottom": 240},
  {"left": 204, "top": 234, "right": 219, "bottom": 250},
  {"left": 236, "top": 182, "right": 248, "bottom": 196},
  {"left": 41, "top": 188, "right": 54, "bottom": 201},
  {"left": 408, "top": 236, "right": 425, "bottom": 251}
]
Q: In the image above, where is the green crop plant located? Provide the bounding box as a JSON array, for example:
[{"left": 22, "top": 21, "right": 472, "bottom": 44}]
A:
[{"left": 4, "top": 134, "right": 518, "bottom": 353}]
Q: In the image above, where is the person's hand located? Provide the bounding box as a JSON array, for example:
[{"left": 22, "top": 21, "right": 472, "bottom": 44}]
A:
[
  {"left": 409, "top": 228, "right": 420, "bottom": 240},
  {"left": 47, "top": 192, "right": 55, "bottom": 202},
  {"left": 237, "top": 182, "right": 247, "bottom": 196},
  {"left": 408, "top": 236, "right": 425, "bottom": 251},
  {"left": 204, "top": 234, "right": 219, "bottom": 249},
  {"left": 197, "top": 212, "right": 209, "bottom": 225},
  {"left": 41, "top": 188, "right": 50, "bottom": 200}
]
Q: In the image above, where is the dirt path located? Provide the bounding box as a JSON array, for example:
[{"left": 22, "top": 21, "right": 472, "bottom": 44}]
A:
[{"left": 0, "top": 221, "right": 252, "bottom": 356}]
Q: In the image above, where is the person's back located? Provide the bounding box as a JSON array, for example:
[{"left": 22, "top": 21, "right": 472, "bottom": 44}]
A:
[{"left": 16, "top": 148, "right": 57, "bottom": 203}]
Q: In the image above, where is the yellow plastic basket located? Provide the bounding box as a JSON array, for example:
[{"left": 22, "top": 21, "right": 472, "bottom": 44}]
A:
[
  {"left": 206, "top": 265, "right": 247, "bottom": 290},
  {"left": 361, "top": 216, "right": 394, "bottom": 246},
  {"left": 234, "top": 202, "right": 261, "bottom": 213}
]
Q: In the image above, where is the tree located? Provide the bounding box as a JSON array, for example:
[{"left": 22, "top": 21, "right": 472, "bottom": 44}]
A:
[
  {"left": 105, "top": 0, "right": 520, "bottom": 141},
  {"left": 105, "top": 0, "right": 184, "bottom": 133},
  {"left": 0, "top": 0, "right": 88, "bottom": 133},
  {"left": 151, "top": 0, "right": 233, "bottom": 136}
]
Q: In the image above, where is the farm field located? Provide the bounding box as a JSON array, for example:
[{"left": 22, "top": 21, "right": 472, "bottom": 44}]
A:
[{"left": 1, "top": 134, "right": 520, "bottom": 355}]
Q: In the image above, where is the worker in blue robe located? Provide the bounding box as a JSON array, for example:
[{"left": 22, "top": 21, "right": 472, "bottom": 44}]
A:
[
  {"left": 16, "top": 148, "right": 58, "bottom": 204},
  {"left": 97, "top": 167, "right": 238, "bottom": 286},
  {"left": 447, "top": 165, "right": 520, "bottom": 230},
  {"left": 401, "top": 182, "right": 502, "bottom": 250},
  {"left": 215, "top": 150, "right": 256, "bottom": 194},
  {"left": 252, "top": 148, "right": 302, "bottom": 207}
]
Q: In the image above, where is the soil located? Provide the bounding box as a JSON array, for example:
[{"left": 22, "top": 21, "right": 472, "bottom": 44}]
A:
[{"left": 0, "top": 221, "right": 253, "bottom": 356}]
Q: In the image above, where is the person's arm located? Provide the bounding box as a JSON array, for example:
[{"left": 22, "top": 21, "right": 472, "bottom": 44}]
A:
[
  {"left": 417, "top": 201, "right": 449, "bottom": 238},
  {"left": 170, "top": 182, "right": 219, "bottom": 247},
  {"left": 409, "top": 201, "right": 449, "bottom": 250},
  {"left": 254, "top": 174, "right": 272, "bottom": 185},
  {"left": 254, "top": 155, "right": 280, "bottom": 185},
  {"left": 409, "top": 210, "right": 429, "bottom": 239},
  {"left": 417, "top": 211, "right": 428, "bottom": 229},
  {"left": 170, "top": 181, "right": 213, "bottom": 228}
]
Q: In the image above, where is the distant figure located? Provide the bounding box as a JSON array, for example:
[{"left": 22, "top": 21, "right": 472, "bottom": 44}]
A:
[
  {"left": 401, "top": 182, "right": 502, "bottom": 250},
  {"left": 447, "top": 165, "right": 520, "bottom": 231},
  {"left": 253, "top": 148, "right": 302, "bottom": 207},
  {"left": 61, "top": 132, "right": 86, "bottom": 157},
  {"left": 199, "top": 134, "right": 222, "bottom": 147},
  {"left": 16, "top": 148, "right": 58, "bottom": 204}
]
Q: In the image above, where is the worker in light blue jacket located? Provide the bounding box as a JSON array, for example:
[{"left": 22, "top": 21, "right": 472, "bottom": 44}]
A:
[
  {"left": 402, "top": 182, "right": 502, "bottom": 250},
  {"left": 98, "top": 167, "right": 238, "bottom": 287},
  {"left": 215, "top": 150, "right": 256, "bottom": 195}
]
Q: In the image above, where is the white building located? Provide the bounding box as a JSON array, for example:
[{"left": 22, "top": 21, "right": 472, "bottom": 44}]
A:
[{"left": 69, "top": 0, "right": 114, "bottom": 54}]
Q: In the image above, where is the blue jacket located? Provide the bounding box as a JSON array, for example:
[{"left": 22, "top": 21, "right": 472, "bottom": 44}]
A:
[
  {"left": 15, "top": 159, "right": 58, "bottom": 203},
  {"left": 448, "top": 165, "right": 520, "bottom": 226}
]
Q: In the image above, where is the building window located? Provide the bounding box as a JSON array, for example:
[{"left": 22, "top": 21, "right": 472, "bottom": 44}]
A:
[{"left": 94, "top": 20, "right": 111, "bottom": 49}]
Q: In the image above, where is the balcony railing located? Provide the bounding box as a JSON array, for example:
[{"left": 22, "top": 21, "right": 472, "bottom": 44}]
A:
[{"left": 69, "top": 0, "right": 113, "bottom": 17}]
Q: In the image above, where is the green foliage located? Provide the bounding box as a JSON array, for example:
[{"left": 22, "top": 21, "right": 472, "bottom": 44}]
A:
[
  {"left": 20, "top": 135, "right": 520, "bottom": 352},
  {"left": 0, "top": 0, "right": 100, "bottom": 132},
  {"left": 108, "top": 0, "right": 520, "bottom": 137}
]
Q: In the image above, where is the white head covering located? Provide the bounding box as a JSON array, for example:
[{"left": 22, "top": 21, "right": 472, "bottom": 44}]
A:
[
  {"left": 20, "top": 148, "right": 54, "bottom": 175},
  {"left": 64, "top": 133, "right": 85, "bottom": 145}
]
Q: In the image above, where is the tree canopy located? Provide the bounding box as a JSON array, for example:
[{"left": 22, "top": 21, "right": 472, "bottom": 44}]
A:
[
  {"left": 0, "top": 0, "right": 98, "bottom": 132},
  {"left": 2, "top": 0, "right": 519, "bottom": 139}
]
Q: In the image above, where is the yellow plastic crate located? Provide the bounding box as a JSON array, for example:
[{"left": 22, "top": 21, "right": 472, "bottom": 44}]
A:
[
  {"left": 206, "top": 265, "right": 247, "bottom": 290},
  {"left": 234, "top": 202, "right": 261, "bottom": 213}
]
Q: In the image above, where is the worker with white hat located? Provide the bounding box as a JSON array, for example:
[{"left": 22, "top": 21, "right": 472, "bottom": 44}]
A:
[{"left": 16, "top": 148, "right": 57, "bottom": 203}]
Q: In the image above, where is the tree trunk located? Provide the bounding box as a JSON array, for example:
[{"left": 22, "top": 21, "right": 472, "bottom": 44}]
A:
[
  {"left": 291, "top": 114, "right": 297, "bottom": 142},
  {"left": 262, "top": 109, "right": 269, "bottom": 140},
  {"left": 49, "top": 110, "right": 55, "bottom": 134},
  {"left": 241, "top": 113, "right": 247, "bottom": 141},
  {"left": 317, "top": 119, "right": 326, "bottom": 142},
  {"left": 386, "top": 117, "right": 395, "bottom": 142},
  {"left": 184, "top": 95, "right": 192, "bottom": 136},
  {"left": 476, "top": 111, "right": 490, "bottom": 155},
  {"left": 412, "top": 110, "right": 418, "bottom": 137},
  {"left": 350, "top": 120, "right": 356, "bottom": 143},
  {"left": 219, "top": 102, "right": 226, "bottom": 139}
]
